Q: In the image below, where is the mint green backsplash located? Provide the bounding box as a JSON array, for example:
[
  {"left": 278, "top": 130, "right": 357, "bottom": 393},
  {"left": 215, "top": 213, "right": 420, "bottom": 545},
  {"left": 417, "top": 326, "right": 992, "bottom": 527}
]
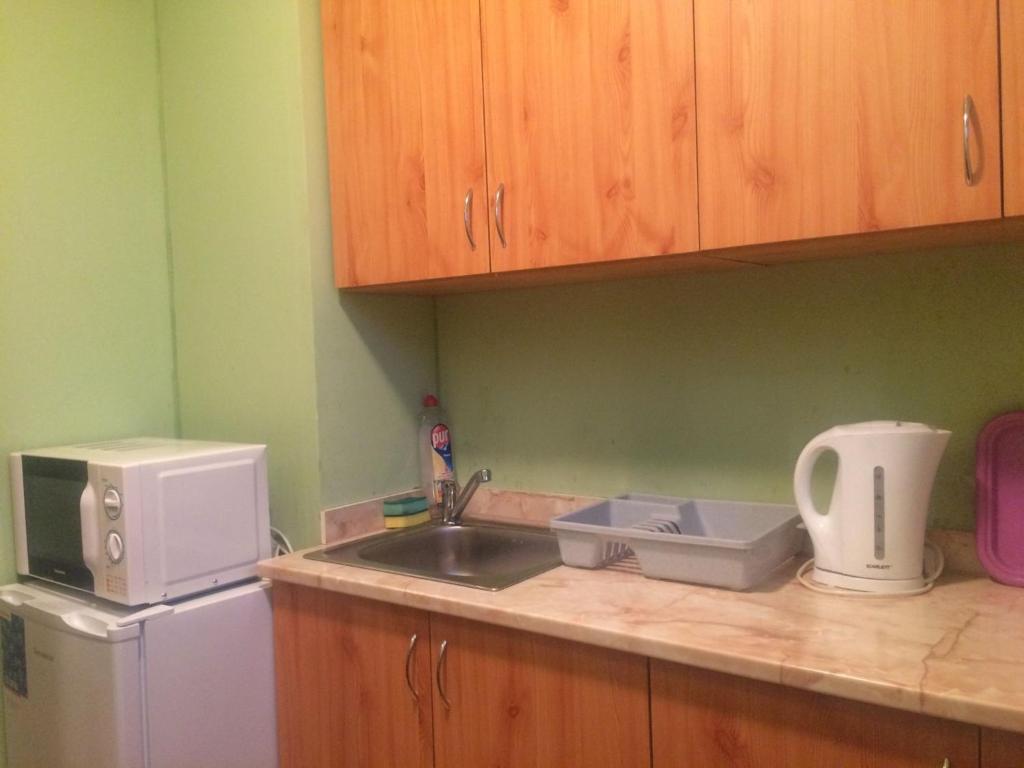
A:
[
  {"left": 157, "top": 0, "right": 436, "bottom": 546},
  {"left": 436, "top": 247, "right": 1024, "bottom": 530},
  {"left": 0, "top": 3, "right": 178, "bottom": 762}
]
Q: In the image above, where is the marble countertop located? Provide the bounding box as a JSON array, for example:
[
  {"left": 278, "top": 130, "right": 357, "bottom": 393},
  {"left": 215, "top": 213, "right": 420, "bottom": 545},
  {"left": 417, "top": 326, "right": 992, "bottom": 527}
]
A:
[{"left": 259, "top": 530, "right": 1024, "bottom": 734}]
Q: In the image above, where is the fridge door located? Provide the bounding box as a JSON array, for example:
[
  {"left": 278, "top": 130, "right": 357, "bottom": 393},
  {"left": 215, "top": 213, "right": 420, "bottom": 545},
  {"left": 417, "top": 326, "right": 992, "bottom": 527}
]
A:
[
  {"left": 0, "top": 583, "right": 144, "bottom": 768},
  {"left": 144, "top": 580, "right": 277, "bottom": 768}
]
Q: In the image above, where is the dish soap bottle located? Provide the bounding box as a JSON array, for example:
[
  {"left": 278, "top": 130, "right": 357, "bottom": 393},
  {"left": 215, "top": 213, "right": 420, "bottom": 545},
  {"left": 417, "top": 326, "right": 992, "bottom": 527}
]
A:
[{"left": 419, "top": 394, "right": 454, "bottom": 510}]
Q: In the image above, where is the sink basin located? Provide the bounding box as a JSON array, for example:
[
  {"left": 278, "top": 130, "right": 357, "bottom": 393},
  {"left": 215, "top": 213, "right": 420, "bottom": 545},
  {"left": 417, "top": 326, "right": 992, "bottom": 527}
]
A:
[{"left": 305, "top": 522, "right": 562, "bottom": 590}]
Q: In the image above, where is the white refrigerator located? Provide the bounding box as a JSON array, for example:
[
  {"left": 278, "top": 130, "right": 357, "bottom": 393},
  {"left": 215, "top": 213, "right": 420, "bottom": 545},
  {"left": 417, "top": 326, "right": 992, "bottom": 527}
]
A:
[{"left": 0, "top": 579, "right": 277, "bottom": 768}]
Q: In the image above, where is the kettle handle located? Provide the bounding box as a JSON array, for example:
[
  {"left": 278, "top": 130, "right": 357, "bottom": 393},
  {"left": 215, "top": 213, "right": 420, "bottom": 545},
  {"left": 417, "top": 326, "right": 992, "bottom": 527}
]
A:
[{"left": 793, "top": 434, "right": 841, "bottom": 566}]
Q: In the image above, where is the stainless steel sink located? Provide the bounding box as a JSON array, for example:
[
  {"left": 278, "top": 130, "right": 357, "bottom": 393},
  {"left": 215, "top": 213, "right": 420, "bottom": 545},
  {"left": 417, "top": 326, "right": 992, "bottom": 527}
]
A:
[{"left": 305, "top": 522, "right": 562, "bottom": 590}]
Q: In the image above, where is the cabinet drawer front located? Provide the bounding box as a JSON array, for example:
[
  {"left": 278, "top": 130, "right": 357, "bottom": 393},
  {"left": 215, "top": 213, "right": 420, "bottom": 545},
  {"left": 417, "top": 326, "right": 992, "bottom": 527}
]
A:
[
  {"left": 481, "top": 0, "right": 699, "bottom": 272},
  {"left": 695, "top": 0, "right": 1001, "bottom": 251},
  {"left": 651, "top": 661, "right": 979, "bottom": 768},
  {"left": 273, "top": 585, "right": 433, "bottom": 768},
  {"left": 1003, "top": 0, "right": 1024, "bottom": 217},
  {"left": 982, "top": 728, "right": 1024, "bottom": 767},
  {"left": 323, "top": 0, "right": 490, "bottom": 286},
  {"left": 431, "top": 613, "right": 650, "bottom": 768}
]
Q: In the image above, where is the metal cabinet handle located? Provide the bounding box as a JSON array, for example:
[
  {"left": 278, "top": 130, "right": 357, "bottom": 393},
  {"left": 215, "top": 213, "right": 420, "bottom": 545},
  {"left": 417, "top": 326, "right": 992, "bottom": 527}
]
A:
[
  {"left": 436, "top": 639, "right": 451, "bottom": 710},
  {"left": 940, "top": 760, "right": 950, "bottom": 768},
  {"left": 494, "top": 183, "right": 507, "bottom": 248},
  {"left": 463, "top": 189, "right": 476, "bottom": 250},
  {"left": 963, "top": 95, "right": 976, "bottom": 186},
  {"left": 404, "top": 633, "right": 419, "bottom": 702}
]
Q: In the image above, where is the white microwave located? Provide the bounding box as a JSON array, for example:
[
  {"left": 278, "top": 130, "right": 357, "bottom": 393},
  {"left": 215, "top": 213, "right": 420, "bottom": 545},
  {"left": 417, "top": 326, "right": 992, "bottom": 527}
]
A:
[{"left": 9, "top": 438, "right": 271, "bottom": 606}]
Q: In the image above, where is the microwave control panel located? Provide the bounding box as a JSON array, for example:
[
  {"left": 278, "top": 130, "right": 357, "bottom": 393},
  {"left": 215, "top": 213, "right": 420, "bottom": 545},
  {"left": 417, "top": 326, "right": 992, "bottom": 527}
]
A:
[{"left": 92, "top": 467, "right": 132, "bottom": 602}]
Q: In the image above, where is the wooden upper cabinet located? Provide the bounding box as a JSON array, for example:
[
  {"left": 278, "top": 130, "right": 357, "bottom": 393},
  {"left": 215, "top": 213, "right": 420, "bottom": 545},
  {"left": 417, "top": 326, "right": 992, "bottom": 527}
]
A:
[
  {"left": 1003, "top": 0, "right": 1024, "bottom": 217},
  {"left": 321, "top": 0, "right": 490, "bottom": 287},
  {"left": 273, "top": 584, "right": 434, "bottom": 768},
  {"left": 430, "top": 613, "right": 650, "bottom": 768},
  {"left": 694, "top": 0, "right": 1002, "bottom": 251},
  {"left": 651, "top": 661, "right": 980, "bottom": 768},
  {"left": 479, "top": 0, "right": 700, "bottom": 272}
]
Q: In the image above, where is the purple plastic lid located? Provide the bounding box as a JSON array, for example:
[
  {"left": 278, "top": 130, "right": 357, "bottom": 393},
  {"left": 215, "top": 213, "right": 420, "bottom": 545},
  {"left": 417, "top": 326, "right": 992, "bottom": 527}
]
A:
[{"left": 976, "top": 411, "right": 1024, "bottom": 587}]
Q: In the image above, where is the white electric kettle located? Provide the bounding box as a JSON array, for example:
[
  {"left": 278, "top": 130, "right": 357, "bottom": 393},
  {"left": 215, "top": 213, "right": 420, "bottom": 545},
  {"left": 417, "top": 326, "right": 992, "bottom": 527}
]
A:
[{"left": 793, "top": 421, "right": 950, "bottom": 594}]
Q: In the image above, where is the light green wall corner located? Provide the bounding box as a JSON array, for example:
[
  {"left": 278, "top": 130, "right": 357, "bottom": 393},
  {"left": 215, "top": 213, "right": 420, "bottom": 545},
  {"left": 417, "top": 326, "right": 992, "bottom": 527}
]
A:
[
  {"left": 293, "top": 0, "right": 438, "bottom": 509},
  {"left": 437, "top": 246, "right": 1024, "bottom": 531},
  {"left": 157, "top": 0, "right": 437, "bottom": 547},
  {"left": 0, "top": 2, "right": 178, "bottom": 763},
  {"left": 156, "top": 0, "right": 323, "bottom": 548}
]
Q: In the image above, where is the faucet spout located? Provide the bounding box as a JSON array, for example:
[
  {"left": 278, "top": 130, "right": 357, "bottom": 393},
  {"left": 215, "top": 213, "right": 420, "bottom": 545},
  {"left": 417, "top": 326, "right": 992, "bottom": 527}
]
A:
[{"left": 441, "top": 468, "right": 492, "bottom": 525}]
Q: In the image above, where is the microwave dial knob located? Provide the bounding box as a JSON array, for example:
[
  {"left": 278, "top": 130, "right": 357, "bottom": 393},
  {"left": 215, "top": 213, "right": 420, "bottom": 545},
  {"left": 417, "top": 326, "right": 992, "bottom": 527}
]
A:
[
  {"left": 105, "top": 531, "right": 125, "bottom": 564},
  {"left": 103, "top": 487, "right": 122, "bottom": 520}
]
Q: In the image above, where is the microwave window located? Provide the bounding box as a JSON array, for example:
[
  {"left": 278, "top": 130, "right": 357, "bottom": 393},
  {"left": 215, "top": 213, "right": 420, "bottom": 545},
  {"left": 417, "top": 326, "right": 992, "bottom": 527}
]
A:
[{"left": 21, "top": 456, "right": 94, "bottom": 591}]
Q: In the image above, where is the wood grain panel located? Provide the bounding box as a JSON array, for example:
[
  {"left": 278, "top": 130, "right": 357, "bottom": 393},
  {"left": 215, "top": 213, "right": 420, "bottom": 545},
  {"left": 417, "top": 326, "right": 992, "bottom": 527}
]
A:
[
  {"left": 273, "top": 584, "right": 433, "bottom": 768},
  {"left": 651, "top": 661, "right": 979, "bottom": 768},
  {"left": 480, "top": 0, "right": 699, "bottom": 271},
  {"left": 431, "top": 613, "right": 649, "bottom": 768},
  {"left": 982, "top": 727, "right": 1024, "bottom": 767},
  {"left": 322, "top": 0, "right": 489, "bottom": 286},
  {"left": 694, "top": 0, "right": 1001, "bottom": 249},
  {"left": 1003, "top": 0, "right": 1024, "bottom": 216}
]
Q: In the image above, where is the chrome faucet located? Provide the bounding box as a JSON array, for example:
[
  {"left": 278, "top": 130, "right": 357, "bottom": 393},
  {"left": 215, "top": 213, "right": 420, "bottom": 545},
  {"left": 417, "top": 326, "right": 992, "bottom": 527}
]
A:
[{"left": 440, "top": 469, "right": 491, "bottom": 526}]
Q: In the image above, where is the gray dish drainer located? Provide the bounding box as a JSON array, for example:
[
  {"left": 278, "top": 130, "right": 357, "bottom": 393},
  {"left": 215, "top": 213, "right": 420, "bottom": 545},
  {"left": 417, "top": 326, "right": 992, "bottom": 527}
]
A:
[{"left": 549, "top": 494, "right": 803, "bottom": 591}]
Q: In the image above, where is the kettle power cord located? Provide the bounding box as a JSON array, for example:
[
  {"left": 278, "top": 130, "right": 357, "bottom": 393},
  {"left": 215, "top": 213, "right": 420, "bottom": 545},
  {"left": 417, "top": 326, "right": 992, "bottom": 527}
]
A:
[{"left": 796, "top": 540, "right": 945, "bottom": 597}]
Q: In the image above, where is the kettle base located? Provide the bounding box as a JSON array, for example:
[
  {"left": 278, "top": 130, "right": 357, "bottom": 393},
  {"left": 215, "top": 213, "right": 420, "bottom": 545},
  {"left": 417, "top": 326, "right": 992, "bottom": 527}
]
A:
[{"left": 812, "top": 567, "right": 925, "bottom": 594}]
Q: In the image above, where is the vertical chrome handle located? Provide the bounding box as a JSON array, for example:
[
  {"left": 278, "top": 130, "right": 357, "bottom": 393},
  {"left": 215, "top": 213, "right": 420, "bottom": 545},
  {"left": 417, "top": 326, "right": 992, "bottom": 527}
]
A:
[
  {"left": 963, "top": 95, "right": 976, "bottom": 186},
  {"left": 404, "top": 633, "right": 419, "bottom": 702},
  {"left": 494, "top": 183, "right": 507, "bottom": 248},
  {"left": 436, "top": 639, "right": 451, "bottom": 709},
  {"left": 463, "top": 189, "right": 476, "bottom": 250}
]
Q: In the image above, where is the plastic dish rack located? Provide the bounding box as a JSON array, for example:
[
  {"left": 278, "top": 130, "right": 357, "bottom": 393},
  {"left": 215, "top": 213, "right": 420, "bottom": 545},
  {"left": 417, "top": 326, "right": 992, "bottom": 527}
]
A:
[{"left": 549, "top": 494, "right": 803, "bottom": 591}]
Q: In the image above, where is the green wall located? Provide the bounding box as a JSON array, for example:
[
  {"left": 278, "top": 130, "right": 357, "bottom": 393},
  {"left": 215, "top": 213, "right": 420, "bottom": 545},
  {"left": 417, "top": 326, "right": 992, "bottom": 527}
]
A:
[
  {"left": 437, "top": 247, "right": 1024, "bottom": 530},
  {"left": 0, "top": 1, "right": 177, "bottom": 574},
  {"left": 156, "top": 0, "right": 324, "bottom": 548},
  {"left": 157, "top": 0, "right": 436, "bottom": 548},
  {"left": 293, "top": 0, "right": 437, "bottom": 509},
  {"left": 0, "top": 1, "right": 178, "bottom": 763}
]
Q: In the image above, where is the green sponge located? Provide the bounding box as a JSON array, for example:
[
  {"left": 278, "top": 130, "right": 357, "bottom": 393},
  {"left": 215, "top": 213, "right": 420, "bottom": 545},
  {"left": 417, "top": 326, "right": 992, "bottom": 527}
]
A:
[{"left": 383, "top": 496, "right": 429, "bottom": 517}]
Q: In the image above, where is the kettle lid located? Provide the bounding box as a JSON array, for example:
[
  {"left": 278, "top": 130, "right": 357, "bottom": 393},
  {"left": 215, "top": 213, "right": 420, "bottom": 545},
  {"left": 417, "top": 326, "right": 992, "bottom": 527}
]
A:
[{"left": 831, "top": 420, "right": 950, "bottom": 436}]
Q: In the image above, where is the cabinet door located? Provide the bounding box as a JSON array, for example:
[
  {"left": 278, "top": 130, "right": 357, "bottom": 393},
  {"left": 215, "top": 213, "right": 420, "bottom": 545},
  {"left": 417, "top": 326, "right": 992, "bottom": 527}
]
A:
[
  {"left": 480, "top": 0, "right": 699, "bottom": 272},
  {"left": 1003, "top": 0, "right": 1024, "bottom": 217},
  {"left": 273, "top": 584, "right": 434, "bottom": 768},
  {"left": 694, "top": 0, "right": 1001, "bottom": 252},
  {"left": 321, "top": 0, "right": 489, "bottom": 287},
  {"left": 982, "top": 728, "right": 1024, "bottom": 767},
  {"left": 430, "top": 614, "right": 649, "bottom": 768},
  {"left": 651, "top": 661, "right": 979, "bottom": 768}
]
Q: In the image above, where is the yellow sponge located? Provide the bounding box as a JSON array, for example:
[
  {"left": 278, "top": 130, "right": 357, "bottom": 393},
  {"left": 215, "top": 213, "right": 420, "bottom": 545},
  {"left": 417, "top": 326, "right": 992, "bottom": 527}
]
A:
[{"left": 384, "top": 510, "right": 432, "bottom": 529}]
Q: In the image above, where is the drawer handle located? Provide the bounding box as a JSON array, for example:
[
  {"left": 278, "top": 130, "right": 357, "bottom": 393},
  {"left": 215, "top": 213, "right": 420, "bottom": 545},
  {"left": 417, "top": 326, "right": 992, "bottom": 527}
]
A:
[
  {"left": 437, "top": 639, "right": 451, "bottom": 710},
  {"left": 404, "top": 633, "right": 419, "bottom": 702},
  {"left": 962, "top": 95, "right": 976, "bottom": 186},
  {"left": 940, "top": 760, "right": 950, "bottom": 768},
  {"left": 463, "top": 188, "right": 476, "bottom": 250},
  {"left": 495, "top": 183, "right": 507, "bottom": 248}
]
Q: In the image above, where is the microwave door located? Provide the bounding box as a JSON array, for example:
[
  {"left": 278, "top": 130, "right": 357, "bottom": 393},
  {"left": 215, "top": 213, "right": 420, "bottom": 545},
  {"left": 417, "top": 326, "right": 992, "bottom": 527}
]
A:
[{"left": 20, "top": 457, "right": 95, "bottom": 592}]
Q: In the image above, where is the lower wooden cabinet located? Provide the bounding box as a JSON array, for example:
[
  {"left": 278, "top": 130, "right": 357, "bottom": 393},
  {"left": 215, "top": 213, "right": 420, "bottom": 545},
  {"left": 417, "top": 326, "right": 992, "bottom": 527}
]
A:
[
  {"left": 274, "top": 584, "right": 1020, "bottom": 768},
  {"left": 982, "top": 727, "right": 1024, "bottom": 767},
  {"left": 273, "top": 584, "right": 649, "bottom": 768},
  {"left": 429, "top": 613, "right": 649, "bottom": 768},
  {"left": 651, "top": 660, "right": 978, "bottom": 768},
  {"left": 273, "top": 584, "right": 433, "bottom": 768}
]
